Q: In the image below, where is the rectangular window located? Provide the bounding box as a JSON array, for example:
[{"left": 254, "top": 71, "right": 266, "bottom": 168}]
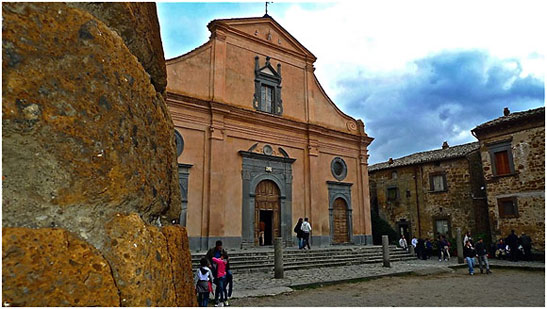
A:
[
  {"left": 387, "top": 187, "right": 398, "bottom": 201},
  {"left": 494, "top": 151, "right": 511, "bottom": 175},
  {"left": 435, "top": 219, "right": 449, "bottom": 235},
  {"left": 429, "top": 173, "right": 447, "bottom": 192},
  {"left": 261, "top": 85, "right": 273, "bottom": 113},
  {"left": 498, "top": 197, "right": 518, "bottom": 218},
  {"left": 488, "top": 140, "right": 514, "bottom": 176}
]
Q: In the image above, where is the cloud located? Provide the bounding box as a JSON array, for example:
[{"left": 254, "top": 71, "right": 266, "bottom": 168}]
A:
[{"left": 337, "top": 50, "right": 545, "bottom": 164}]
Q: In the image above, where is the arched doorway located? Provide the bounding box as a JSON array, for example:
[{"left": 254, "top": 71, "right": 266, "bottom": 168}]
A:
[
  {"left": 255, "top": 180, "right": 280, "bottom": 246},
  {"left": 333, "top": 198, "right": 350, "bottom": 243}
]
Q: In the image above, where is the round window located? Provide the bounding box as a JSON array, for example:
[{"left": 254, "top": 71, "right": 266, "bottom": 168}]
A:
[{"left": 331, "top": 157, "right": 347, "bottom": 181}]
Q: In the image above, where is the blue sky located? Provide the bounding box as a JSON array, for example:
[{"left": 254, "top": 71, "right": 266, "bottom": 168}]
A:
[{"left": 157, "top": 1, "right": 545, "bottom": 164}]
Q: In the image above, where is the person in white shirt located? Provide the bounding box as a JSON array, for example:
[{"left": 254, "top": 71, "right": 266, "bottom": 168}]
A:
[
  {"left": 411, "top": 237, "right": 418, "bottom": 248},
  {"left": 301, "top": 217, "right": 312, "bottom": 249},
  {"left": 399, "top": 235, "right": 408, "bottom": 251}
]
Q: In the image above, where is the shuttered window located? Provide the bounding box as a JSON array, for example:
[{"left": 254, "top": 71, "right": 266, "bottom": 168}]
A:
[
  {"left": 494, "top": 150, "right": 511, "bottom": 175},
  {"left": 498, "top": 197, "right": 518, "bottom": 218},
  {"left": 488, "top": 140, "right": 514, "bottom": 176}
]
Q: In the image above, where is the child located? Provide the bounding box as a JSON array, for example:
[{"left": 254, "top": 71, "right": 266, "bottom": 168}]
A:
[
  {"left": 195, "top": 257, "right": 213, "bottom": 307},
  {"left": 212, "top": 252, "right": 229, "bottom": 307}
]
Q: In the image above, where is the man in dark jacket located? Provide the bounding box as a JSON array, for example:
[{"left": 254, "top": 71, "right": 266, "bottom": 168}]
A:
[
  {"left": 206, "top": 240, "right": 233, "bottom": 302},
  {"left": 474, "top": 238, "right": 491, "bottom": 274},
  {"left": 463, "top": 240, "right": 476, "bottom": 275},
  {"left": 520, "top": 233, "right": 532, "bottom": 261},
  {"left": 506, "top": 230, "right": 519, "bottom": 262}
]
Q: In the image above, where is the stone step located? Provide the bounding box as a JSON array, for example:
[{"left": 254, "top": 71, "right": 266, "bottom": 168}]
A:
[
  {"left": 191, "top": 248, "right": 410, "bottom": 263},
  {"left": 191, "top": 246, "right": 403, "bottom": 260},
  {"left": 191, "top": 250, "right": 415, "bottom": 273}
]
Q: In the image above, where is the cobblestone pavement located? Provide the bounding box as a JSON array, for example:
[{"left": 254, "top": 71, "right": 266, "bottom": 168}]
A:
[{"left": 229, "top": 258, "right": 544, "bottom": 299}]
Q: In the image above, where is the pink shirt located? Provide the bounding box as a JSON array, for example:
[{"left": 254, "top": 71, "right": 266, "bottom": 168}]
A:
[{"left": 212, "top": 257, "right": 227, "bottom": 278}]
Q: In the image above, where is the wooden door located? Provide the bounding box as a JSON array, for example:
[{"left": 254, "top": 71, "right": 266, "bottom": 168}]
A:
[
  {"left": 333, "top": 198, "right": 349, "bottom": 243},
  {"left": 254, "top": 180, "right": 280, "bottom": 245}
]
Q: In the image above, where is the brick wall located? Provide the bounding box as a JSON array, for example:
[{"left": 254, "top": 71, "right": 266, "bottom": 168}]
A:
[{"left": 479, "top": 125, "right": 545, "bottom": 251}]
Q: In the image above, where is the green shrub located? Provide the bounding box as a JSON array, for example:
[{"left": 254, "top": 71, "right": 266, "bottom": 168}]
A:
[{"left": 371, "top": 210, "right": 399, "bottom": 245}]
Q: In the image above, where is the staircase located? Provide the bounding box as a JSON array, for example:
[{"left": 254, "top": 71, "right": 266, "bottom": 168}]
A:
[{"left": 191, "top": 245, "right": 415, "bottom": 273}]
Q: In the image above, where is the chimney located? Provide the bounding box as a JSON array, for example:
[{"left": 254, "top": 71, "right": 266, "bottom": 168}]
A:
[
  {"left": 504, "top": 107, "right": 510, "bottom": 116},
  {"left": 442, "top": 141, "right": 449, "bottom": 149},
  {"left": 388, "top": 158, "right": 394, "bottom": 164}
]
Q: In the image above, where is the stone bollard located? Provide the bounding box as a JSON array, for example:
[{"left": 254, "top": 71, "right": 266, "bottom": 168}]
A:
[
  {"left": 382, "top": 235, "right": 390, "bottom": 267},
  {"left": 274, "top": 237, "right": 284, "bottom": 279},
  {"left": 457, "top": 228, "right": 464, "bottom": 264}
]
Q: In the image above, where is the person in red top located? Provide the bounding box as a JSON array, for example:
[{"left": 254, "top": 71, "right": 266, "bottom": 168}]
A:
[{"left": 212, "top": 252, "right": 229, "bottom": 306}]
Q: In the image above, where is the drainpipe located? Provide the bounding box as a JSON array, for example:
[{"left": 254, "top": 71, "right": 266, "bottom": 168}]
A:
[{"left": 414, "top": 166, "right": 422, "bottom": 237}]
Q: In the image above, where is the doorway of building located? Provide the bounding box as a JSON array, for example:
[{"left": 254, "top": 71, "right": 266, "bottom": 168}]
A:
[
  {"left": 332, "top": 198, "right": 350, "bottom": 243},
  {"left": 255, "top": 180, "right": 280, "bottom": 246},
  {"left": 259, "top": 210, "right": 274, "bottom": 245},
  {"left": 397, "top": 220, "right": 410, "bottom": 242}
]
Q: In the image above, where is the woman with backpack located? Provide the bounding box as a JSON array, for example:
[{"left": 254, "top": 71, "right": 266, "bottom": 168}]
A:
[
  {"left": 195, "top": 257, "right": 214, "bottom": 307},
  {"left": 294, "top": 218, "right": 304, "bottom": 249}
]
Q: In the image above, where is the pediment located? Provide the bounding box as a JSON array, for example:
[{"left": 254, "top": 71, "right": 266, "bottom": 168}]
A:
[
  {"left": 208, "top": 16, "right": 316, "bottom": 61},
  {"left": 260, "top": 66, "right": 276, "bottom": 76}
]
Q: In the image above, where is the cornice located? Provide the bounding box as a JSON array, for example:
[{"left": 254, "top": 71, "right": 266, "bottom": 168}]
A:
[{"left": 166, "top": 92, "right": 367, "bottom": 143}]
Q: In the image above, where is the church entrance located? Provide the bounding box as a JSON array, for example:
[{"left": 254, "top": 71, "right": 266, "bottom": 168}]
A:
[
  {"left": 332, "top": 198, "right": 349, "bottom": 243},
  {"left": 255, "top": 180, "right": 280, "bottom": 246}
]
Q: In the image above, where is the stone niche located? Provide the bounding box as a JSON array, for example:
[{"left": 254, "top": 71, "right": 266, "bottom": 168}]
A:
[{"left": 2, "top": 2, "right": 195, "bottom": 306}]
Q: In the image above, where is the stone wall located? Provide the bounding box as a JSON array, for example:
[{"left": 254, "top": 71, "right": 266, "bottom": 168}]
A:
[
  {"left": 2, "top": 2, "right": 195, "bottom": 306},
  {"left": 479, "top": 125, "right": 545, "bottom": 251},
  {"left": 369, "top": 153, "right": 489, "bottom": 241}
]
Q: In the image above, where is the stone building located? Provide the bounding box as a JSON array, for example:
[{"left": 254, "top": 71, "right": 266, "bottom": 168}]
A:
[
  {"left": 471, "top": 107, "right": 545, "bottom": 251},
  {"left": 166, "top": 15, "right": 373, "bottom": 250},
  {"left": 368, "top": 142, "right": 490, "bottom": 242}
]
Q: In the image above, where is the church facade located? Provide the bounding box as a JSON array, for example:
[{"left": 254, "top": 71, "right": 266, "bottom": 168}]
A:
[{"left": 166, "top": 15, "right": 373, "bottom": 250}]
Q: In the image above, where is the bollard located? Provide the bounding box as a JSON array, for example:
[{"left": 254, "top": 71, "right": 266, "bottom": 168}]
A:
[
  {"left": 274, "top": 237, "right": 284, "bottom": 279},
  {"left": 409, "top": 244, "right": 415, "bottom": 256},
  {"left": 456, "top": 228, "right": 464, "bottom": 264},
  {"left": 382, "top": 235, "right": 390, "bottom": 267}
]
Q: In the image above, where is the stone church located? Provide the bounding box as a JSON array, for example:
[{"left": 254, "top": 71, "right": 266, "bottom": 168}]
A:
[{"left": 166, "top": 15, "right": 373, "bottom": 250}]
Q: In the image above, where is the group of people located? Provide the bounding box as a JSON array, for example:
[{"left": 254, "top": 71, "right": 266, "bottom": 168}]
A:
[
  {"left": 494, "top": 230, "right": 533, "bottom": 261},
  {"left": 398, "top": 235, "right": 447, "bottom": 261},
  {"left": 194, "top": 240, "right": 233, "bottom": 307},
  {"left": 399, "top": 229, "right": 534, "bottom": 276},
  {"left": 463, "top": 235, "right": 492, "bottom": 275},
  {"left": 293, "top": 217, "right": 312, "bottom": 250}
]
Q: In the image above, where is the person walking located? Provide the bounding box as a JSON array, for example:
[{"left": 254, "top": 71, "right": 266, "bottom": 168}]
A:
[
  {"left": 506, "top": 230, "right": 519, "bottom": 262},
  {"left": 294, "top": 218, "right": 304, "bottom": 249},
  {"left": 474, "top": 238, "right": 491, "bottom": 274},
  {"left": 301, "top": 217, "right": 312, "bottom": 250},
  {"left": 463, "top": 240, "right": 476, "bottom": 275},
  {"left": 438, "top": 235, "right": 450, "bottom": 261},
  {"left": 399, "top": 235, "right": 408, "bottom": 251},
  {"left": 195, "top": 257, "right": 214, "bottom": 307}
]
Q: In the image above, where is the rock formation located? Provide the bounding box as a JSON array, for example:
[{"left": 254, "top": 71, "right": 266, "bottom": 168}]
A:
[{"left": 2, "top": 2, "right": 195, "bottom": 306}]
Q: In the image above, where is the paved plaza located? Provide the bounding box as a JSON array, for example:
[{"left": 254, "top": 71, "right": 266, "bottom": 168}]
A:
[{"left": 229, "top": 258, "right": 545, "bottom": 299}]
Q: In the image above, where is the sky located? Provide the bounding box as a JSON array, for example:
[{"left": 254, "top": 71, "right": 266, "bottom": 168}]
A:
[{"left": 157, "top": 1, "right": 545, "bottom": 164}]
